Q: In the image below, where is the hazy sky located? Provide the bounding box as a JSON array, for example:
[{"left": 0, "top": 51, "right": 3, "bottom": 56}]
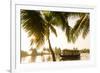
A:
[{"left": 21, "top": 15, "right": 90, "bottom": 51}]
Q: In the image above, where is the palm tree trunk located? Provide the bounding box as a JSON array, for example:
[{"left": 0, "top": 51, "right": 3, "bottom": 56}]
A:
[{"left": 48, "top": 37, "right": 56, "bottom": 61}]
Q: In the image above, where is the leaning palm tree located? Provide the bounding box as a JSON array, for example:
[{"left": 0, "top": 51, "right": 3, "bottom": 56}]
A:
[
  {"left": 21, "top": 10, "right": 89, "bottom": 61},
  {"left": 21, "top": 10, "right": 58, "bottom": 61}
]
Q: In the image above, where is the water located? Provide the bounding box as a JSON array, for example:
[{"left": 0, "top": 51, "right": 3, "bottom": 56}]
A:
[
  {"left": 21, "top": 53, "right": 89, "bottom": 64},
  {"left": 80, "top": 53, "right": 89, "bottom": 60}
]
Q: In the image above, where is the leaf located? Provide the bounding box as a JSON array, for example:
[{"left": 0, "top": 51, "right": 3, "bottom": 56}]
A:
[
  {"left": 82, "top": 15, "right": 89, "bottom": 38},
  {"left": 49, "top": 25, "right": 57, "bottom": 37},
  {"left": 21, "top": 10, "right": 46, "bottom": 47},
  {"left": 71, "top": 13, "right": 89, "bottom": 42}
]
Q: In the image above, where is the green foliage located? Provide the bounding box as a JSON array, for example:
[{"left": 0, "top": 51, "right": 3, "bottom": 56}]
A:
[
  {"left": 71, "top": 13, "right": 90, "bottom": 43},
  {"left": 54, "top": 48, "right": 61, "bottom": 55},
  {"left": 20, "top": 50, "right": 29, "bottom": 58},
  {"left": 21, "top": 10, "right": 90, "bottom": 61},
  {"left": 21, "top": 10, "right": 89, "bottom": 45},
  {"left": 21, "top": 10, "right": 46, "bottom": 47}
]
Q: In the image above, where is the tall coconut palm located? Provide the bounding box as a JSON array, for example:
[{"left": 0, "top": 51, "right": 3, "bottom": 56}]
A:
[
  {"left": 21, "top": 10, "right": 89, "bottom": 61},
  {"left": 42, "top": 11, "right": 72, "bottom": 61},
  {"left": 21, "top": 10, "right": 58, "bottom": 61}
]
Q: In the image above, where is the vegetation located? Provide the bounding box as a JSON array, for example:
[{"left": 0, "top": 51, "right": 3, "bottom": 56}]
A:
[
  {"left": 79, "top": 48, "right": 90, "bottom": 53},
  {"left": 29, "top": 48, "right": 37, "bottom": 62},
  {"left": 21, "top": 47, "right": 90, "bottom": 62},
  {"left": 20, "top": 50, "right": 29, "bottom": 62},
  {"left": 21, "top": 10, "right": 89, "bottom": 62}
]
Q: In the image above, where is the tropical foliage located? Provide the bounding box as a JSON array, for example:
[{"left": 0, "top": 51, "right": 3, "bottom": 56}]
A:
[{"left": 21, "top": 9, "right": 89, "bottom": 61}]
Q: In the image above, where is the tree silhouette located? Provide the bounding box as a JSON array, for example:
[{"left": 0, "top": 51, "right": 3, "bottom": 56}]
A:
[
  {"left": 21, "top": 10, "right": 89, "bottom": 61},
  {"left": 21, "top": 10, "right": 58, "bottom": 61}
]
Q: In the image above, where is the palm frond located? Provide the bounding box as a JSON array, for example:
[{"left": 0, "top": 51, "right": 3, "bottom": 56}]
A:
[
  {"left": 65, "top": 24, "right": 72, "bottom": 42},
  {"left": 21, "top": 10, "right": 46, "bottom": 47},
  {"left": 82, "top": 14, "right": 89, "bottom": 38},
  {"left": 49, "top": 25, "right": 57, "bottom": 37},
  {"left": 71, "top": 13, "right": 89, "bottom": 42},
  {"left": 50, "top": 12, "right": 69, "bottom": 30}
]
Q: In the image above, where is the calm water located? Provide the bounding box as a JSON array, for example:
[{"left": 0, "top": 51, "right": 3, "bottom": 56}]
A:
[
  {"left": 21, "top": 53, "right": 89, "bottom": 64},
  {"left": 80, "top": 53, "right": 89, "bottom": 60}
]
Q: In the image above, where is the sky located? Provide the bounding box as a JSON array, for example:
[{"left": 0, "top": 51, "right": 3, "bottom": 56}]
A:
[{"left": 21, "top": 15, "right": 90, "bottom": 51}]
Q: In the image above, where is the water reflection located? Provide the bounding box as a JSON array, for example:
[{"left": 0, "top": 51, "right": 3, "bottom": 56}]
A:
[
  {"left": 21, "top": 48, "right": 90, "bottom": 63},
  {"left": 21, "top": 53, "right": 89, "bottom": 63},
  {"left": 30, "top": 48, "right": 37, "bottom": 62}
]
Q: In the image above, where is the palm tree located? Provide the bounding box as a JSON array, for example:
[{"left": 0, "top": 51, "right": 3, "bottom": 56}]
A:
[
  {"left": 21, "top": 10, "right": 89, "bottom": 61},
  {"left": 21, "top": 10, "right": 58, "bottom": 61}
]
